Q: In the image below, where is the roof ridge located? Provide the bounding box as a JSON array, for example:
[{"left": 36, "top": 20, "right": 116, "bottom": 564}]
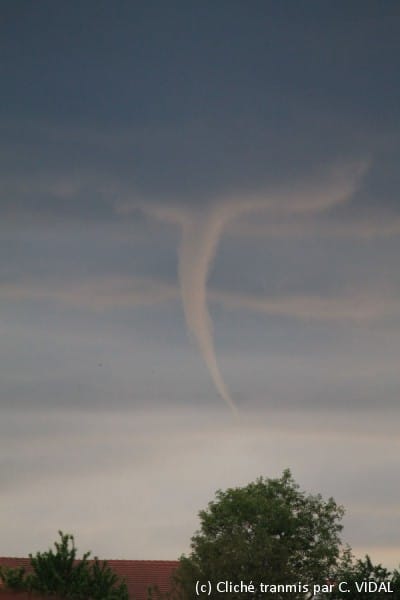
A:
[{"left": 0, "top": 557, "right": 179, "bottom": 563}]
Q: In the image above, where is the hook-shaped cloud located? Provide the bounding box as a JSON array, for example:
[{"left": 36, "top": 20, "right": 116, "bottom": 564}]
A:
[{"left": 121, "top": 160, "right": 369, "bottom": 415}]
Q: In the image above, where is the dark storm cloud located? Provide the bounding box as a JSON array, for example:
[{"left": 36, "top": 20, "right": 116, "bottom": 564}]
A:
[
  {"left": 1, "top": 2, "right": 399, "bottom": 221},
  {"left": 2, "top": 2, "right": 399, "bottom": 124},
  {"left": 1, "top": 112, "right": 398, "bottom": 225}
]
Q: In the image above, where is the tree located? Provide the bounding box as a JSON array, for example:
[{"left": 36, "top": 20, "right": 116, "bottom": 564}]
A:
[
  {"left": 327, "top": 550, "right": 400, "bottom": 600},
  {"left": 0, "top": 531, "right": 128, "bottom": 600},
  {"left": 173, "top": 470, "right": 345, "bottom": 600}
]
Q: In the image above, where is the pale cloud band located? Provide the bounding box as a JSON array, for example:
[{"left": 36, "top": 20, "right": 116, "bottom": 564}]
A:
[{"left": 2, "top": 275, "right": 398, "bottom": 322}]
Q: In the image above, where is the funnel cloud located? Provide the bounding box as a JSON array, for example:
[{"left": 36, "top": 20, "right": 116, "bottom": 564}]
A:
[
  {"left": 176, "top": 163, "right": 367, "bottom": 414},
  {"left": 179, "top": 207, "right": 239, "bottom": 415}
]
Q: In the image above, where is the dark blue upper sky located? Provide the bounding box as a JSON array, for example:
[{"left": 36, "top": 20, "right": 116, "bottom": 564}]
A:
[
  {"left": 2, "top": 1, "right": 400, "bottom": 125},
  {"left": 1, "top": 2, "right": 400, "bottom": 214}
]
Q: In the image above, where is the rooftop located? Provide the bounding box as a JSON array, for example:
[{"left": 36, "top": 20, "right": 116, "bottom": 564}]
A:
[{"left": 0, "top": 557, "right": 179, "bottom": 600}]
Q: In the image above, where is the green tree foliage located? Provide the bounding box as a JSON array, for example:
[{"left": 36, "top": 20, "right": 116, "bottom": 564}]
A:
[
  {"left": 27, "top": 531, "right": 91, "bottom": 598},
  {"left": 173, "top": 470, "right": 345, "bottom": 600},
  {"left": 89, "top": 556, "right": 130, "bottom": 600},
  {"left": 327, "top": 550, "right": 400, "bottom": 600},
  {"left": 0, "top": 531, "right": 128, "bottom": 600},
  {"left": 0, "top": 565, "right": 26, "bottom": 591}
]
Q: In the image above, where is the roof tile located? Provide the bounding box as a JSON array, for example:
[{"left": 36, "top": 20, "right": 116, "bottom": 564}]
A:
[{"left": 0, "top": 558, "right": 179, "bottom": 600}]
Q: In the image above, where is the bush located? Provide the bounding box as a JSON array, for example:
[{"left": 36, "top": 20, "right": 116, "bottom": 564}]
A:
[{"left": 0, "top": 531, "right": 128, "bottom": 600}]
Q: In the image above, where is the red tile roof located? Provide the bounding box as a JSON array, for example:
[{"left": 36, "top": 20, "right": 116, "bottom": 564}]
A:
[
  {"left": 0, "top": 593, "right": 52, "bottom": 600},
  {"left": 0, "top": 559, "right": 30, "bottom": 570},
  {"left": 0, "top": 558, "right": 179, "bottom": 600},
  {"left": 106, "top": 560, "right": 179, "bottom": 599}
]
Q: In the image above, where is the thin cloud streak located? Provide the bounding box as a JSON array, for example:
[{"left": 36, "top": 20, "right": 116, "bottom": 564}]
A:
[
  {"left": 211, "top": 289, "right": 400, "bottom": 322},
  {"left": 2, "top": 272, "right": 398, "bottom": 325},
  {"left": 0, "top": 277, "right": 178, "bottom": 310},
  {"left": 229, "top": 214, "right": 400, "bottom": 240}
]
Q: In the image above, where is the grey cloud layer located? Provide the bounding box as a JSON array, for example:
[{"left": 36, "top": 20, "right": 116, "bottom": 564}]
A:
[
  {"left": 2, "top": 273, "right": 399, "bottom": 322},
  {"left": 2, "top": 2, "right": 400, "bottom": 565},
  {"left": 1, "top": 408, "right": 399, "bottom": 565}
]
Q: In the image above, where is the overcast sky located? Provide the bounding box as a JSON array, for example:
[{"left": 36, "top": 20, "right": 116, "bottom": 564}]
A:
[{"left": 1, "top": 1, "right": 400, "bottom": 570}]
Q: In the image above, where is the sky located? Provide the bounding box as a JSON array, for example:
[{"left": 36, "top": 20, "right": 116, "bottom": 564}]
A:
[{"left": 1, "top": 1, "right": 400, "bottom": 570}]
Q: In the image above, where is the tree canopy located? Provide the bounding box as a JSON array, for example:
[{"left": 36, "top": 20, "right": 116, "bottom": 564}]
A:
[
  {"left": 174, "top": 469, "right": 345, "bottom": 599},
  {"left": 327, "top": 550, "right": 400, "bottom": 600}
]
